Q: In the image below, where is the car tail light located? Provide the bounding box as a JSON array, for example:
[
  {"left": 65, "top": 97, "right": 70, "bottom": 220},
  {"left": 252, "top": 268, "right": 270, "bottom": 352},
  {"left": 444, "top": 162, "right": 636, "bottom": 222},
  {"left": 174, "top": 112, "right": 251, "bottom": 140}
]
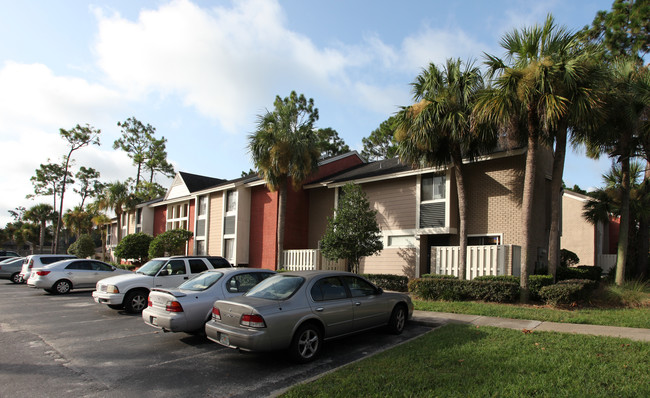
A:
[
  {"left": 148, "top": 297, "right": 153, "bottom": 307},
  {"left": 28, "top": 259, "right": 33, "bottom": 269},
  {"left": 240, "top": 314, "right": 266, "bottom": 328},
  {"left": 211, "top": 307, "right": 221, "bottom": 321},
  {"left": 36, "top": 271, "right": 50, "bottom": 276},
  {"left": 166, "top": 301, "right": 183, "bottom": 312}
]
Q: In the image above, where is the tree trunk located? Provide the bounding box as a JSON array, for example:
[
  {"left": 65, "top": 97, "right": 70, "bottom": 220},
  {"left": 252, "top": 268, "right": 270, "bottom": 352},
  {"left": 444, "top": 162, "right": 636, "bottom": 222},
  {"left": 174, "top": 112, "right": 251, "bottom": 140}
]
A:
[
  {"left": 452, "top": 152, "right": 468, "bottom": 280},
  {"left": 276, "top": 185, "right": 287, "bottom": 270},
  {"left": 520, "top": 108, "right": 539, "bottom": 303},
  {"left": 54, "top": 155, "right": 72, "bottom": 254},
  {"left": 616, "top": 154, "right": 631, "bottom": 286},
  {"left": 39, "top": 220, "right": 46, "bottom": 253},
  {"left": 548, "top": 126, "right": 567, "bottom": 282}
]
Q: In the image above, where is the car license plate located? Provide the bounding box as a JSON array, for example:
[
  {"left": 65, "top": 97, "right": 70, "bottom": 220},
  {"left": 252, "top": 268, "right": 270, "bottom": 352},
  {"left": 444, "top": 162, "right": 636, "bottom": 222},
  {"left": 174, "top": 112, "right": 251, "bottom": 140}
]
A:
[
  {"left": 150, "top": 316, "right": 158, "bottom": 326},
  {"left": 218, "top": 333, "right": 229, "bottom": 346}
]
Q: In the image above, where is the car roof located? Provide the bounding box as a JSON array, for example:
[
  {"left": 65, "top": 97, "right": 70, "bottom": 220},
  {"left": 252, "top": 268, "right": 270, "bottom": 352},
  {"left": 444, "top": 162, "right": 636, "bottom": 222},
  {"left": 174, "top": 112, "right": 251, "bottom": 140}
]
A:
[
  {"left": 203, "top": 267, "right": 275, "bottom": 274},
  {"left": 276, "top": 270, "right": 355, "bottom": 278}
]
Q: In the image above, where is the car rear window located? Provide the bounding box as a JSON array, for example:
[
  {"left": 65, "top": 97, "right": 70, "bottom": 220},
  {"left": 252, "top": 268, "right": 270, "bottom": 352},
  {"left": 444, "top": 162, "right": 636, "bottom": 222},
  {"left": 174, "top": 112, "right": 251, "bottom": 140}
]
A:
[
  {"left": 179, "top": 271, "right": 223, "bottom": 291},
  {"left": 245, "top": 275, "right": 304, "bottom": 300}
]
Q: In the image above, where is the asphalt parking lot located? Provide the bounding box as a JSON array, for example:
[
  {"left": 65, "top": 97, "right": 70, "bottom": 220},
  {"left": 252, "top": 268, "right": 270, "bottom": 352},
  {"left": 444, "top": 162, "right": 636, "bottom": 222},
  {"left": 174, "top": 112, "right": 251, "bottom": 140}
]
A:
[{"left": 0, "top": 281, "right": 434, "bottom": 398}]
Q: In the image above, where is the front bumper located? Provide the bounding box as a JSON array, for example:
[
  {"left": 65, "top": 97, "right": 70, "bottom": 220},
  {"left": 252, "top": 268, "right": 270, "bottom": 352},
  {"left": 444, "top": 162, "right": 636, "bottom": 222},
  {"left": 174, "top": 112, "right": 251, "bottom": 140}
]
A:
[{"left": 92, "top": 291, "right": 125, "bottom": 305}]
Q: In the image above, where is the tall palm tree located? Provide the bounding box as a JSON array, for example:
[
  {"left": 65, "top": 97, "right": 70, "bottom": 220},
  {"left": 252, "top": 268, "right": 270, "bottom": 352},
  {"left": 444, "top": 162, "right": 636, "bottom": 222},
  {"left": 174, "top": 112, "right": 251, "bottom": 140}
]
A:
[
  {"left": 97, "top": 181, "right": 132, "bottom": 247},
  {"left": 62, "top": 206, "right": 93, "bottom": 239},
  {"left": 248, "top": 91, "right": 320, "bottom": 269},
  {"left": 395, "top": 58, "right": 497, "bottom": 280},
  {"left": 23, "top": 203, "right": 54, "bottom": 253},
  {"left": 476, "top": 15, "right": 577, "bottom": 301},
  {"left": 578, "top": 59, "right": 649, "bottom": 285}
]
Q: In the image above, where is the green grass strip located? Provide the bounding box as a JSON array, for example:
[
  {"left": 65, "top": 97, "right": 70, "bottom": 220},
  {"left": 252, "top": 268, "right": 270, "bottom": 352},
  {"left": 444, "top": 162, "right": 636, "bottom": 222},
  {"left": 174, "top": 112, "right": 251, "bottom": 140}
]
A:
[
  {"left": 414, "top": 300, "right": 650, "bottom": 329},
  {"left": 282, "top": 324, "right": 650, "bottom": 398}
]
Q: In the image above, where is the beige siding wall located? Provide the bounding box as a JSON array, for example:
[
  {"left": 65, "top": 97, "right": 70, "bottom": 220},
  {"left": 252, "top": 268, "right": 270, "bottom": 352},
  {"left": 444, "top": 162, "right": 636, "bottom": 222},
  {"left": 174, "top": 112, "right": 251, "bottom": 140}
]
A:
[
  {"left": 561, "top": 193, "right": 595, "bottom": 265},
  {"left": 308, "top": 187, "right": 335, "bottom": 248},
  {"left": 362, "top": 177, "right": 417, "bottom": 231},
  {"left": 360, "top": 247, "right": 416, "bottom": 277},
  {"left": 208, "top": 192, "right": 224, "bottom": 256}
]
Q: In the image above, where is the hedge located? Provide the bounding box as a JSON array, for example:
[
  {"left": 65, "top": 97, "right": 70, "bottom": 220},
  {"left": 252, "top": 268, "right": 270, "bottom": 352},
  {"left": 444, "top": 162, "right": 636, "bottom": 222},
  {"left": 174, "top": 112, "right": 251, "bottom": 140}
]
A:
[
  {"left": 474, "top": 275, "right": 554, "bottom": 301},
  {"left": 557, "top": 266, "right": 602, "bottom": 283},
  {"left": 362, "top": 274, "right": 409, "bottom": 292},
  {"left": 538, "top": 279, "right": 597, "bottom": 306},
  {"left": 408, "top": 278, "right": 519, "bottom": 303}
]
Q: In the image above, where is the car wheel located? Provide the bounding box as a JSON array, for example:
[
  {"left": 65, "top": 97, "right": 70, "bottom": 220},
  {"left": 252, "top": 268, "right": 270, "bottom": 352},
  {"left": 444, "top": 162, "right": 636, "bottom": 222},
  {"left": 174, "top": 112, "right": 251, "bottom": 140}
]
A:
[
  {"left": 107, "top": 304, "right": 123, "bottom": 310},
  {"left": 10, "top": 273, "right": 21, "bottom": 284},
  {"left": 53, "top": 280, "right": 72, "bottom": 294},
  {"left": 124, "top": 290, "right": 148, "bottom": 313},
  {"left": 289, "top": 323, "right": 322, "bottom": 363},
  {"left": 387, "top": 304, "right": 407, "bottom": 335}
]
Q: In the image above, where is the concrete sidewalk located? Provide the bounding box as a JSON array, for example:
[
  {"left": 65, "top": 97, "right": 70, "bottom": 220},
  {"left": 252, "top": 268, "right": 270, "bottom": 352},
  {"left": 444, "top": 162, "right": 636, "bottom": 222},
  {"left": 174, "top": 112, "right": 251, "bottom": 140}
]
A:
[{"left": 411, "top": 310, "right": 650, "bottom": 342}]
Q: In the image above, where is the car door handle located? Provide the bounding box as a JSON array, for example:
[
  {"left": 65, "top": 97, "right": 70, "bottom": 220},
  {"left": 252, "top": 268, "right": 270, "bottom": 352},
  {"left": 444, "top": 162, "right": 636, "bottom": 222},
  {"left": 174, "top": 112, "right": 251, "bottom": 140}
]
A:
[
  {"left": 355, "top": 302, "right": 361, "bottom": 306},
  {"left": 315, "top": 307, "right": 324, "bottom": 312},
  {"left": 183, "top": 277, "right": 189, "bottom": 279}
]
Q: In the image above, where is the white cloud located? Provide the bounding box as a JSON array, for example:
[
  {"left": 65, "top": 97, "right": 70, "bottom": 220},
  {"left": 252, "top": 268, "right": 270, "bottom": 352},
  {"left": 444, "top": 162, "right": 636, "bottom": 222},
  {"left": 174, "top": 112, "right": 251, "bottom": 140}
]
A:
[
  {"left": 93, "top": 0, "right": 351, "bottom": 133},
  {"left": 401, "top": 27, "right": 487, "bottom": 71}
]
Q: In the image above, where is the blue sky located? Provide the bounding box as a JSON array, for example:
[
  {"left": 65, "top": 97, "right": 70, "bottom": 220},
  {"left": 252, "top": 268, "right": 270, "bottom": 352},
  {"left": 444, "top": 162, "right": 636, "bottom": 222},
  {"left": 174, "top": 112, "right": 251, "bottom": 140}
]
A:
[{"left": 0, "top": 0, "right": 616, "bottom": 226}]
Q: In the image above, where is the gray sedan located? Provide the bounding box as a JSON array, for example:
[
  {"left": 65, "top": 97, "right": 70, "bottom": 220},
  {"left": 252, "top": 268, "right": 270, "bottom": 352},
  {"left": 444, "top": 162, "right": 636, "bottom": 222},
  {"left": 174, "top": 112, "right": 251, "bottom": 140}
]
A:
[
  {"left": 205, "top": 270, "right": 413, "bottom": 363},
  {"left": 0, "top": 257, "right": 25, "bottom": 283},
  {"left": 143, "top": 268, "right": 275, "bottom": 334}
]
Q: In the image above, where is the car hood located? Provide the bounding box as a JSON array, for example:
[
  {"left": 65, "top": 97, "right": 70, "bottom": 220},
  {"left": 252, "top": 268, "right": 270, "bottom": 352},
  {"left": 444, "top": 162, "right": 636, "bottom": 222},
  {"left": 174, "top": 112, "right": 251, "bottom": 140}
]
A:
[{"left": 97, "top": 273, "right": 153, "bottom": 287}]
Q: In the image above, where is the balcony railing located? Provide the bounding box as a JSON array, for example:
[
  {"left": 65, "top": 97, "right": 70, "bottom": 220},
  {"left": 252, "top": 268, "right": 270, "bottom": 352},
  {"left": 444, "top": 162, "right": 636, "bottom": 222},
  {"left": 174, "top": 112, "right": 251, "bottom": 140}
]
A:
[{"left": 432, "top": 245, "right": 521, "bottom": 280}]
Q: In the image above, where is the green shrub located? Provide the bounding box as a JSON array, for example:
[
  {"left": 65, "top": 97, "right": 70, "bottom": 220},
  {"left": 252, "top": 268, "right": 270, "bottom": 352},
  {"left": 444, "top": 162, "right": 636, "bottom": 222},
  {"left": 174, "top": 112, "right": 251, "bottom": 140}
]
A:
[
  {"left": 362, "top": 274, "right": 409, "bottom": 292},
  {"left": 148, "top": 229, "right": 193, "bottom": 258},
  {"left": 114, "top": 232, "right": 153, "bottom": 264},
  {"left": 539, "top": 279, "right": 596, "bottom": 306},
  {"left": 421, "top": 274, "right": 458, "bottom": 279},
  {"left": 557, "top": 265, "right": 602, "bottom": 282},
  {"left": 408, "top": 278, "right": 519, "bottom": 303},
  {"left": 67, "top": 234, "right": 96, "bottom": 258},
  {"left": 473, "top": 275, "right": 553, "bottom": 301},
  {"left": 560, "top": 249, "right": 580, "bottom": 267}
]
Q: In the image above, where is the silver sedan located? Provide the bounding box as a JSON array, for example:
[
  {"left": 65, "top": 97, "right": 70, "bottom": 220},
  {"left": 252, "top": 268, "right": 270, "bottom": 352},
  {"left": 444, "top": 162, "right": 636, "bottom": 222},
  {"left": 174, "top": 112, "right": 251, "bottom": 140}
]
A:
[
  {"left": 205, "top": 270, "right": 413, "bottom": 363},
  {"left": 142, "top": 268, "right": 275, "bottom": 334},
  {"left": 0, "top": 257, "right": 25, "bottom": 284},
  {"left": 27, "top": 259, "right": 132, "bottom": 294}
]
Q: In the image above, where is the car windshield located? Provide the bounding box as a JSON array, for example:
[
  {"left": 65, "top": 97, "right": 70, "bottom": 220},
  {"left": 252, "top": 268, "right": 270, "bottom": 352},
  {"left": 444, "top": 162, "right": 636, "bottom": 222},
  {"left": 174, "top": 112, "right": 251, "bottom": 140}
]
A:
[
  {"left": 136, "top": 260, "right": 167, "bottom": 276},
  {"left": 245, "top": 275, "right": 304, "bottom": 300},
  {"left": 178, "top": 271, "right": 223, "bottom": 291}
]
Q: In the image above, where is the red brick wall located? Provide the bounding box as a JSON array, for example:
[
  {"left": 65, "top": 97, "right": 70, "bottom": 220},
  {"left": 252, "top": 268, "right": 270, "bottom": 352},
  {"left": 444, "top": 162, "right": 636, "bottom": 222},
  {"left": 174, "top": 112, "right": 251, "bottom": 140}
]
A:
[
  {"left": 284, "top": 185, "right": 309, "bottom": 249},
  {"left": 153, "top": 206, "right": 166, "bottom": 236},
  {"left": 249, "top": 186, "right": 278, "bottom": 270}
]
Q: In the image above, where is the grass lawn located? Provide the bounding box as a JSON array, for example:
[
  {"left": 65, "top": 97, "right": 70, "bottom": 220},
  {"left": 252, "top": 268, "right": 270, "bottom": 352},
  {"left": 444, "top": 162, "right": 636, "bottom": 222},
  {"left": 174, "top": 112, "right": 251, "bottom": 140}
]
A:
[
  {"left": 281, "top": 324, "right": 650, "bottom": 398},
  {"left": 414, "top": 300, "right": 650, "bottom": 329}
]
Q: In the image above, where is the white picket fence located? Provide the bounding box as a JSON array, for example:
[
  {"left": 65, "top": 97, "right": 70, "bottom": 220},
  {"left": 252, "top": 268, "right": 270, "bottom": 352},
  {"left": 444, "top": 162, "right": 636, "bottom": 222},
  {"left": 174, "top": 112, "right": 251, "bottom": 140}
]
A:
[
  {"left": 282, "top": 249, "right": 347, "bottom": 271},
  {"left": 432, "top": 245, "right": 520, "bottom": 279}
]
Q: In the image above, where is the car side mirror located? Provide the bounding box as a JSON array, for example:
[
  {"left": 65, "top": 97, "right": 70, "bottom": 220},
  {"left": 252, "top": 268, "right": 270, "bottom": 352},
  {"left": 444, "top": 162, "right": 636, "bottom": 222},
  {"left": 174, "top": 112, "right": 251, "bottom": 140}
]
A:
[
  {"left": 376, "top": 287, "right": 384, "bottom": 295},
  {"left": 158, "top": 270, "right": 169, "bottom": 276}
]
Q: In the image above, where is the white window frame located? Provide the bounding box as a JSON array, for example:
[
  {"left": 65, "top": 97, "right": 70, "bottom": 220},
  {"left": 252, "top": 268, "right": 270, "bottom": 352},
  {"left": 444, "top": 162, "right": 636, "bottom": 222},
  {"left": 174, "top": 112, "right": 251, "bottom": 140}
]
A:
[{"left": 166, "top": 202, "right": 189, "bottom": 231}]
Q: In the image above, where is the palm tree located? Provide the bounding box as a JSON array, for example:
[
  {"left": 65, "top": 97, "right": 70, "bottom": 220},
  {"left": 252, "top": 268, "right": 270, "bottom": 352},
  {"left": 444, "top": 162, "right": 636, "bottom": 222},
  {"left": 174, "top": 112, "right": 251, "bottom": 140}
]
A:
[
  {"left": 248, "top": 91, "right": 320, "bottom": 269},
  {"left": 476, "top": 15, "right": 577, "bottom": 301},
  {"left": 578, "top": 59, "right": 649, "bottom": 285},
  {"left": 395, "top": 58, "right": 497, "bottom": 280},
  {"left": 63, "top": 206, "right": 93, "bottom": 239},
  {"left": 97, "top": 181, "right": 132, "bottom": 247},
  {"left": 23, "top": 203, "right": 54, "bottom": 253}
]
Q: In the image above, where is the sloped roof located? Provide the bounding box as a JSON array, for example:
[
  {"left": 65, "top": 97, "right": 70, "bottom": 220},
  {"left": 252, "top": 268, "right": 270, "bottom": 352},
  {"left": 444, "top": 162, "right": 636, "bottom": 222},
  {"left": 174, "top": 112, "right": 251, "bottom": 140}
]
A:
[
  {"left": 313, "top": 157, "right": 413, "bottom": 184},
  {"left": 178, "top": 171, "right": 226, "bottom": 193}
]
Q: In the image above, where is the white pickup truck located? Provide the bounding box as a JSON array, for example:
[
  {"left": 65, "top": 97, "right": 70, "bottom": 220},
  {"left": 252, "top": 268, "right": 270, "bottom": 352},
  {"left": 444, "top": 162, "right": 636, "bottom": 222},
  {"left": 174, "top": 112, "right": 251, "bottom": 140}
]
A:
[{"left": 92, "top": 256, "right": 232, "bottom": 313}]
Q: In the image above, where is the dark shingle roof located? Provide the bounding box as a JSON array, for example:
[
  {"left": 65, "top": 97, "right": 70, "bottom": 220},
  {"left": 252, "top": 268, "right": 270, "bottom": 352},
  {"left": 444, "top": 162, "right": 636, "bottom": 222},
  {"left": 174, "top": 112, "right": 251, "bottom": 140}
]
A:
[
  {"left": 178, "top": 172, "right": 226, "bottom": 193},
  {"left": 310, "top": 157, "right": 413, "bottom": 185}
]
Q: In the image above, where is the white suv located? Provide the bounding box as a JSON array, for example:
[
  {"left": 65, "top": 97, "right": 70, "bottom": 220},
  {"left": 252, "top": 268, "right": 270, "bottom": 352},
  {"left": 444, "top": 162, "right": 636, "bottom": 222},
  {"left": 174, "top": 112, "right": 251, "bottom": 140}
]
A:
[
  {"left": 93, "top": 256, "right": 232, "bottom": 313},
  {"left": 19, "top": 254, "right": 77, "bottom": 283}
]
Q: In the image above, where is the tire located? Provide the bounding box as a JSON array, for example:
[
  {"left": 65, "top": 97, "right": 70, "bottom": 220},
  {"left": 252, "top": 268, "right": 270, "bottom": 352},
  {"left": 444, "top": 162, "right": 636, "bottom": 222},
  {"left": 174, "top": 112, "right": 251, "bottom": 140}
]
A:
[
  {"left": 107, "top": 304, "right": 123, "bottom": 310},
  {"left": 53, "top": 280, "right": 72, "bottom": 294},
  {"left": 387, "top": 304, "right": 407, "bottom": 335},
  {"left": 288, "top": 323, "right": 322, "bottom": 363},
  {"left": 124, "top": 290, "right": 148, "bottom": 313},
  {"left": 10, "top": 273, "right": 21, "bottom": 284}
]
